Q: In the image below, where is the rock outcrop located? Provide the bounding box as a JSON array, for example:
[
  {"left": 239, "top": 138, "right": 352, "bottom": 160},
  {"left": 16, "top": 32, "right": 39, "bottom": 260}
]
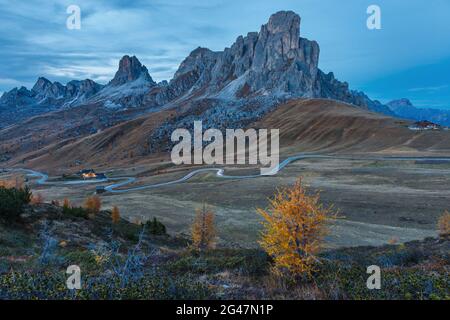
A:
[{"left": 109, "top": 55, "right": 155, "bottom": 87}]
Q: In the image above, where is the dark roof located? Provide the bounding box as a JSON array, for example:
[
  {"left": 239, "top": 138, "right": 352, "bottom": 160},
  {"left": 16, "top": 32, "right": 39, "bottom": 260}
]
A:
[
  {"left": 412, "top": 121, "right": 440, "bottom": 128},
  {"left": 78, "top": 169, "right": 95, "bottom": 174}
]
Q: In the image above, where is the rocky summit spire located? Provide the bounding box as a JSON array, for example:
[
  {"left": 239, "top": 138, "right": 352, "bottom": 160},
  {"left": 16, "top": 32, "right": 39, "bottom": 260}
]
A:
[
  {"left": 31, "top": 77, "right": 52, "bottom": 94},
  {"left": 109, "top": 55, "right": 155, "bottom": 86},
  {"left": 165, "top": 10, "right": 321, "bottom": 99},
  {"left": 252, "top": 10, "right": 308, "bottom": 72},
  {"left": 265, "top": 10, "right": 301, "bottom": 53}
]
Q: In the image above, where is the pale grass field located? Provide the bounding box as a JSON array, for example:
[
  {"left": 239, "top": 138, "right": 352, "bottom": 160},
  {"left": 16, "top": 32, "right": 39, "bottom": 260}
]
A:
[{"left": 2, "top": 158, "right": 448, "bottom": 248}]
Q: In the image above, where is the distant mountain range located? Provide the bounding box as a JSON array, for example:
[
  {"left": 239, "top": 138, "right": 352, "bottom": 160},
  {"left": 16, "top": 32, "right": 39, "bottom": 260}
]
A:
[
  {"left": 0, "top": 55, "right": 159, "bottom": 127},
  {"left": 387, "top": 98, "right": 450, "bottom": 126},
  {"left": 1, "top": 10, "right": 449, "bottom": 168},
  {"left": 0, "top": 11, "right": 396, "bottom": 129}
]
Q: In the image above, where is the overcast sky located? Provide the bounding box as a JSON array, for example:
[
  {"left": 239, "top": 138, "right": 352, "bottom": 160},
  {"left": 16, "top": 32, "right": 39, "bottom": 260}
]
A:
[{"left": 0, "top": 0, "right": 449, "bottom": 108}]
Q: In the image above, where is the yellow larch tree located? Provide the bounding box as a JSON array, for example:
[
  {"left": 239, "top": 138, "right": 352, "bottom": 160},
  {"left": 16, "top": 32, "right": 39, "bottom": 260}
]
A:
[
  {"left": 438, "top": 210, "right": 450, "bottom": 237},
  {"left": 84, "top": 195, "right": 102, "bottom": 216},
  {"left": 258, "top": 178, "right": 335, "bottom": 276},
  {"left": 191, "top": 204, "right": 216, "bottom": 250},
  {"left": 63, "top": 198, "right": 71, "bottom": 208},
  {"left": 111, "top": 206, "right": 121, "bottom": 224},
  {"left": 31, "top": 193, "right": 44, "bottom": 205}
]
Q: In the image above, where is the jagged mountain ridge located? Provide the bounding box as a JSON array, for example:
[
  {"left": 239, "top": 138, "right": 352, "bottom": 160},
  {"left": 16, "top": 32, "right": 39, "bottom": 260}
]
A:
[
  {"left": 1, "top": 10, "right": 394, "bottom": 130},
  {"left": 387, "top": 98, "right": 450, "bottom": 126},
  {"left": 0, "top": 77, "right": 104, "bottom": 127},
  {"left": 142, "top": 11, "right": 393, "bottom": 115},
  {"left": 0, "top": 55, "right": 159, "bottom": 127}
]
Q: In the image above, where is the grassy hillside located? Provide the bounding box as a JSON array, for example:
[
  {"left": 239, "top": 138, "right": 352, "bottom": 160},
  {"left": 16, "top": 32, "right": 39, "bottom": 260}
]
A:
[
  {"left": 4, "top": 99, "right": 450, "bottom": 174},
  {"left": 254, "top": 99, "right": 450, "bottom": 155}
]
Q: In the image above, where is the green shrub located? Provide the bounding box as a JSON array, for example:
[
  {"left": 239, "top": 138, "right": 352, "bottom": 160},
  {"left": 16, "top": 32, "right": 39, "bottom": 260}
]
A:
[
  {"left": 0, "top": 270, "right": 211, "bottom": 299},
  {"left": 0, "top": 186, "right": 32, "bottom": 222},
  {"left": 146, "top": 217, "right": 167, "bottom": 235},
  {"left": 168, "top": 249, "right": 269, "bottom": 275},
  {"left": 62, "top": 205, "right": 89, "bottom": 219}
]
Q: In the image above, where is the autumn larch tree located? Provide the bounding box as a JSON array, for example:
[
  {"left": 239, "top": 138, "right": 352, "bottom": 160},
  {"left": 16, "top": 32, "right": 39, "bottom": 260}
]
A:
[
  {"left": 84, "top": 195, "right": 102, "bottom": 216},
  {"left": 258, "top": 178, "right": 335, "bottom": 276},
  {"left": 31, "top": 193, "right": 44, "bottom": 205},
  {"left": 191, "top": 204, "right": 217, "bottom": 251},
  {"left": 63, "top": 198, "right": 71, "bottom": 209},
  {"left": 438, "top": 210, "right": 450, "bottom": 237},
  {"left": 111, "top": 206, "right": 121, "bottom": 224}
]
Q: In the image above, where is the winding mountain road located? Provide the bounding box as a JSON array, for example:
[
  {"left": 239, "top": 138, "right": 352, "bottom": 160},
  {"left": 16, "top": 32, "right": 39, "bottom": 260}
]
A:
[{"left": 5, "top": 154, "right": 450, "bottom": 194}]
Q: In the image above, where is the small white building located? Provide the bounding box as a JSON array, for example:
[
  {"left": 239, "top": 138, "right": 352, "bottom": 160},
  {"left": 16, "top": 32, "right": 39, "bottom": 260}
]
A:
[{"left": 408, "top": 121, "right": 441, "bottom": 131}]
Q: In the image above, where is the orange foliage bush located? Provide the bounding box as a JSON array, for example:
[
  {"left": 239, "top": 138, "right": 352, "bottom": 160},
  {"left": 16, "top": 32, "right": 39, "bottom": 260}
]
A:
[
  {"left": 63, "top": 198, "right": 71, "bottom": 208},
  {"left": 31, "top": 193, "right": 44, "bottom": 205},
  {"left": 84, "top": 195, "right": 102, "bottom": 215},
  {"left": 191, "top": 204, "right": 216, "bottom": 250},
  {"left": 0, "top": 179, "right": 14, "bottom": 188},
  {"left": 438, "top": 210, "right": 450, "bottom": 237},
  {"left": 0, "top": 176, "right": 24, "bottom": 189},
  {"left": 258, "top": 178, "right": 335, "bottom": 276}
]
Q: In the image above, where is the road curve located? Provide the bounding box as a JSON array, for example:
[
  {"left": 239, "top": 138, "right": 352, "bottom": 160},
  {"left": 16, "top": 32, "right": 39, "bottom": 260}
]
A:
[{"left": 4, "top": 154, "right": 450, "bottom": 194}]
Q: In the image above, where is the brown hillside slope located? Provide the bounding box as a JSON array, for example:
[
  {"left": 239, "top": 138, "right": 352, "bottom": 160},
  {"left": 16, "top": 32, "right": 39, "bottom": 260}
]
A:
[
  {"left": 6, "top": 109, "right": 176, "bottom": 173},
  {"left": 5, "top": 99, "right": 450, "bottom": 173},
  {"left": 253, "top": 99, "right": 450, "bottom": 155}
]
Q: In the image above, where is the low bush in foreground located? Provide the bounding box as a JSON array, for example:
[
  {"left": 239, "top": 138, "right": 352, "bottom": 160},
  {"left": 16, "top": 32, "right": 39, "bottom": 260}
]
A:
[
  {"left": 146, "top": 217, "right": 167, "bottom": 235},
  {"left": 0, "top": 200, "right": 447, "bottom": 300},
  {"left": 62, "top": 205, "right": 89, "bottom": 219},
  {"left": 0, "top": 271, "right": 210, "bottom": 300},
  {"left": 167, "top": 249, "right": 269, "bottom": 275},
  {"left": 0, "top": 186, "right": 32, "bottom": 222}
]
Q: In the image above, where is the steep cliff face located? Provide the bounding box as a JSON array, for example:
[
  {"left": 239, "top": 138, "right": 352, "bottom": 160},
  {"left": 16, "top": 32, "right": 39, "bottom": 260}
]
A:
[
  {"left": 163, "top": 11, "right": 321, "bottom": 100},
  {"left": 159, "top": 10, "right": 392, "bottom": 115}
]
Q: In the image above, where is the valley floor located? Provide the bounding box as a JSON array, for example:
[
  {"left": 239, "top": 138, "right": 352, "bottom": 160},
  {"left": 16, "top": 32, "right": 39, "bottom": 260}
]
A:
[{"left": 4, "top": 156, "right": 449, "bottom": 248}]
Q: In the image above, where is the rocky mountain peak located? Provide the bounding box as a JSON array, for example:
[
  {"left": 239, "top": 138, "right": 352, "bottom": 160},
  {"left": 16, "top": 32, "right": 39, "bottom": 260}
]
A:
[
  {"left": 1, "top": 10, "right": 404, "bottom": 128},
  {"left": 163, "top": 10, "right": 321, "bottom": 100},
  {"left": 109, "top": 55, "right": 155, "bottom": 86},
  {"left": 31, "top": 77, "right": 52, "bottom": 94},
  {"left": 387, "top": 98, "right": 414, "bottom": 109},
  {"left": 264, "top": 11, "right": 300, "bottom": 51},
  {"left": 158, "top": 10, "right": 395, "bottom": 116},
  {"left": 251, "top": 10, "right": 304, "bottom": 72},
  {"left": 267, "top": 11, "right": 300, "bottom": 32}
]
